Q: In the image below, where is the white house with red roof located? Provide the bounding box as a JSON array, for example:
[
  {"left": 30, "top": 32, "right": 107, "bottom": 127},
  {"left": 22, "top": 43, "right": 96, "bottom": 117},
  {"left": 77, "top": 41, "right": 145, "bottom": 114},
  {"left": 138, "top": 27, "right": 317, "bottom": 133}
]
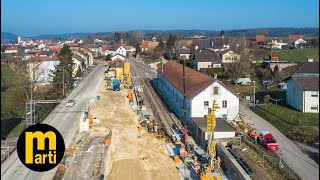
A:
[
  {"left": 157, "top": 60, "right": 239, "bottom": 145},
  {"left": 5, "top": 46, "right": 18, "bottom": 53}
]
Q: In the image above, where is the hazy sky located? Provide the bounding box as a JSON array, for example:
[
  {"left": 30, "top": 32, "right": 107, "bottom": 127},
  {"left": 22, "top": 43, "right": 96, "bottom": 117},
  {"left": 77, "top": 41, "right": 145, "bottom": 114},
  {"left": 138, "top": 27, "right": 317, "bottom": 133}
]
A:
[{"left": 1, "top": 0, "right": 319, "bottom": 36}]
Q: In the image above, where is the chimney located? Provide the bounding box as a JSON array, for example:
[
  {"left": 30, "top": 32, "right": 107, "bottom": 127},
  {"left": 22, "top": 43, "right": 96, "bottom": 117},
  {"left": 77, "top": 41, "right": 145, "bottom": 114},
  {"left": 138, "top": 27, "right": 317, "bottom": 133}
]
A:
[{"left": 214, "top": 74, "right": 217, "bottom": 79}]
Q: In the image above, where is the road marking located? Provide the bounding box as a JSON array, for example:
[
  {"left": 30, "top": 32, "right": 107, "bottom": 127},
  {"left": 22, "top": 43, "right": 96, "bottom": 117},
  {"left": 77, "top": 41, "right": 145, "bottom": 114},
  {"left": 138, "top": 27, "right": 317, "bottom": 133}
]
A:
[{"left": 41, "top": 172, "right": 47, "bottom": 180}]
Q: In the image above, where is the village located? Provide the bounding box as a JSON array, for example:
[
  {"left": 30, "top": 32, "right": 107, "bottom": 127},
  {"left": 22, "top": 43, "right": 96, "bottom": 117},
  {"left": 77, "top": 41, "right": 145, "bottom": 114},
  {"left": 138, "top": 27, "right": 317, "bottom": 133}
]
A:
[{"left": 1, "top": 29, "right": 319, "bottom": 180}]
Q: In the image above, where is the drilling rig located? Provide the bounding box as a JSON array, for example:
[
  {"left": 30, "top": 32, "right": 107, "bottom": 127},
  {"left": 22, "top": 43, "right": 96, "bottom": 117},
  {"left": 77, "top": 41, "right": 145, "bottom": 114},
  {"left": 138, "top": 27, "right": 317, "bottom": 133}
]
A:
[{"left": 200, "top": 100, "right": 221, "bottom": 180}]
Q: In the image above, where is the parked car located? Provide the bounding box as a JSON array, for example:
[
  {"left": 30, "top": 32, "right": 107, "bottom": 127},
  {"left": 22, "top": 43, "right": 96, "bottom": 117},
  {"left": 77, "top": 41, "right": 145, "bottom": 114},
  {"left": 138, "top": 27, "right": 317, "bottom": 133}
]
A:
[
  {"left": 258, "top": 131, "right": 279, "bottom": 151},
  {"left": 66, "top": 100, "right": 76, "bottom": 107}
]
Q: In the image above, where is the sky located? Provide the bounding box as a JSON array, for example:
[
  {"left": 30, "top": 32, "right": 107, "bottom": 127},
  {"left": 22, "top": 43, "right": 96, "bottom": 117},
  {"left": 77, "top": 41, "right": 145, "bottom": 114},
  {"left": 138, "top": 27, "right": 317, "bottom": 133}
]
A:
[{"left": 1, "top": 0, "right": 319, "bottom": 37}]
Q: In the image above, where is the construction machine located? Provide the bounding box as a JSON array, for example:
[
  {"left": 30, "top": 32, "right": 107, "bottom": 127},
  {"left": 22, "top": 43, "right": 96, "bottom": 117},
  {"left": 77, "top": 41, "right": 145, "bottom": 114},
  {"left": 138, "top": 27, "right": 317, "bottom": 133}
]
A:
[
  {"left": 106, "top": 78, "right": 112, "bottom": 91},
  {"left": 123, "top": 76, "right": 132, "bottom": 89},
  {"left": 200, "top": 100, "right": 221, "bottom": 180}
]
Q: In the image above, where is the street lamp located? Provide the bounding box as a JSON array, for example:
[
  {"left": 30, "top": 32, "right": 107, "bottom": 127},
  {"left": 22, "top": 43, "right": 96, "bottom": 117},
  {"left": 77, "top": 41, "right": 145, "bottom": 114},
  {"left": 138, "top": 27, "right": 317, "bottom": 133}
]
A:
[
  {"left": 253, "top": 81, "right": 256, "bottom": 107},
  {"left": 62, "top": 64, "right": 71, "bottom": 97}
]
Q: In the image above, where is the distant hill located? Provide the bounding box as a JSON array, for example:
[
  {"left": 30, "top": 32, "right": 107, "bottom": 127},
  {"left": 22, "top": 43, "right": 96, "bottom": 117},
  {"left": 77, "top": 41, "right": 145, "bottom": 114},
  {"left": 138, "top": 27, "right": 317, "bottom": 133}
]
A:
[
  {"left": 1, "top": 32, "right": 19, "bottom": 43},
  {"left": 2, "top": 27, "right": 319, "bottom": 42}
]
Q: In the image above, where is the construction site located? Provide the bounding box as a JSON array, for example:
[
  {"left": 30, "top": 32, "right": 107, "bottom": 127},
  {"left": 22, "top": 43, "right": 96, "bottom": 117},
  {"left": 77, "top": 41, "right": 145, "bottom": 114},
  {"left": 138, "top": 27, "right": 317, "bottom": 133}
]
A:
[{"left": 52, "top": 58, "right": 300, "bottom": 180}]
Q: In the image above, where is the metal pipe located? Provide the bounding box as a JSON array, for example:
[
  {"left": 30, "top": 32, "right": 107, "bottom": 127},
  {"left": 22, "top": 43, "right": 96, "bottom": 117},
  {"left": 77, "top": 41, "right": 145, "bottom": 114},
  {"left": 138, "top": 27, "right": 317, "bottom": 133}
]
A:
[{"left": 183, "top": 59, "right": 188, "bottom": 151}]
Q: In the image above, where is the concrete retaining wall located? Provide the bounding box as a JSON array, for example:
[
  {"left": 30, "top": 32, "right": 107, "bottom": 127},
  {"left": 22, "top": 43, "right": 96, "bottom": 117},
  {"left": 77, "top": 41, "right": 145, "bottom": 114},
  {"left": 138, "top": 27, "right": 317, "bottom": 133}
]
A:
[{"left": 216, "top": 143, "right": 252, "bottom": 180}]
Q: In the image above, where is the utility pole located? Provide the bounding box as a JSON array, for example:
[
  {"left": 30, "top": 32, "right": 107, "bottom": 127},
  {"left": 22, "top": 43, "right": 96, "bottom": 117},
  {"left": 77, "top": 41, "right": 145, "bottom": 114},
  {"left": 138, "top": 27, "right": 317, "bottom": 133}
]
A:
[
  {"left": 183, "top": 59, "right": 188, "bottom": 152},
  {"left": 253, "top": 81, "right": 256, "bottom": 107},
  {"left": 63, "top": 65, "right": 65, "bottom": 97}
]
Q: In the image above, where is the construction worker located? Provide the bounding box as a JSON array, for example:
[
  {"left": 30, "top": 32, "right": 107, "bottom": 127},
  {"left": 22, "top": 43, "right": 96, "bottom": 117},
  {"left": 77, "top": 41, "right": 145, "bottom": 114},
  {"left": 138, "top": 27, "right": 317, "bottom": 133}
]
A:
[
  {"left": 250, "top": 131, "right": 256, "bottom": 143},
  {"left": 254, "top": 132, "right": 258, "bottom": 144}
]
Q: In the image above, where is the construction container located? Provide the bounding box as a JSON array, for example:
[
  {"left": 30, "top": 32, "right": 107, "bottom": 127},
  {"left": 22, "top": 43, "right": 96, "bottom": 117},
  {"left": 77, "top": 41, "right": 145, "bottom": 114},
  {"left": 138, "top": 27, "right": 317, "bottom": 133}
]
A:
[
  {"left": 123, "top": 62, "right": 130, "bottom": 76},
  {"left": 115, "top": 67, "right": 123, "bottom": 80},
  {"left": 112, "top": 79, "right": 120, "bottom": 91}
]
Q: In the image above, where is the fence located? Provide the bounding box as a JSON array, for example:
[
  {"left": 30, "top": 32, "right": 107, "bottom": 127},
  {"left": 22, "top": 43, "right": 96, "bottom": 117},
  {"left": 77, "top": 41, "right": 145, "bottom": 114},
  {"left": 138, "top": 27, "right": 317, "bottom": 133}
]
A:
[
  {"left": 256, "top": 105, "right": 319, "bottom": 127},
  {"left": 241, "top": 135, "right": 301, "bottom": 180},
  {"left": 1, "top": 138, "right": 18, "bottom": 164}
]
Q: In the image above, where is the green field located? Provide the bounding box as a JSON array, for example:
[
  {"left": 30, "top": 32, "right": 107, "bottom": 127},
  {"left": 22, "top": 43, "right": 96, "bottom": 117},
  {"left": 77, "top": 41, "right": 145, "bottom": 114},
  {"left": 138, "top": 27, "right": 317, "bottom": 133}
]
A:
[
  {"left": 272, "top": 48, "right": 319, "bottom": 62},
  {"left": 252, "top": 104, "right": 319, "bottom": 143},
  {"left": 259, "top": 104, "right": 319, "bottom": 126},
  {"left": 1, "top": 64, "right": 16, "bottom": 118}
]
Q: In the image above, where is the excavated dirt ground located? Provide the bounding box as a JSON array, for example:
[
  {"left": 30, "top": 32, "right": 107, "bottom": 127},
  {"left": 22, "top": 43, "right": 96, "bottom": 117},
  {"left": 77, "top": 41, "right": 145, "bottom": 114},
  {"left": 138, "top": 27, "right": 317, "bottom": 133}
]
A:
[{"left": 89, "top": 82, "right": 180, "bottom": 180}]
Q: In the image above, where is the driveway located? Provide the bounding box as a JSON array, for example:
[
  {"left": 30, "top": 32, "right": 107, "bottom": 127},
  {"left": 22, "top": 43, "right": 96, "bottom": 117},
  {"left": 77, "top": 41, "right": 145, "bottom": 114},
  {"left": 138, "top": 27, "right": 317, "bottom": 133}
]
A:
[{"left": 240, "top": 102, "right": 319, "bottom": 180}]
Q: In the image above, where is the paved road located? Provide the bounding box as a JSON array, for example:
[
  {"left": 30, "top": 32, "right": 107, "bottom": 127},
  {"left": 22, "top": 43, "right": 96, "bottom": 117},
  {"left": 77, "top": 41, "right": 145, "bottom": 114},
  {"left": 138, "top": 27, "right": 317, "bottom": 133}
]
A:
[
  {"left": 1, "top": 63, "right": 105, "bottom": 180},
  {"left": 240, "top": 103, "right": 319, "bottom": 180}
]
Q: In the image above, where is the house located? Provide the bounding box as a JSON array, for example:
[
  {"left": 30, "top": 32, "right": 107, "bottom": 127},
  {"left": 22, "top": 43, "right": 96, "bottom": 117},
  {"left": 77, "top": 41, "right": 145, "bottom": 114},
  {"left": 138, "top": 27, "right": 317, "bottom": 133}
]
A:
[
  {"left": 28, "top": 56, "right": 60, "bottom": 85},
  {"left": 107, "top": 44, "right": 127, "bottom": 57},
  {"left": 263, "top": 60, "right": 297, "bottom": 72},
  {"left": 283, "top": 62, "right": 319, "bottom": 113},
  {"left": 268, "top": 37, "right": 287, "bottom": 49},
  {"left": 100, "top": 45, "right": 110, "bottom": 56},
  {"left": 140, "top": 40, "right": 159, "bottom": 53},
  {"left": 221, "top": 50, "right": 240, "bottom": 63},
  {"left": 39, "top": 50, "right": 56, "bottom": 57},
  {"left": 178, "top": 48, "right": 190, "bottom": 60},
  {"left": 176, "top": 39, "right": 193, "bottom": 48},
  {"left": 82, "top": 44, "right": 100, "bottom": 57},
  {"left": 72, "top": 54, "right": 85, "bottom": 77},
  {"left": 157, "top": 61, "right": 239, "bottom": 146},
  {"left": 191, "top": 51, "right": 222, "bottom": 71},
  {"left": 80, "top": 48, "right": 94, "bottom": 65},
  {"left": 5, "top": 46, "right": 18, "bottom": 53},
  {"left": 246, "top": 35, "right": 265, "bottom": 46},
  {"left": 110, "top": 54, "right": 126, "bottom": 61},
  {"left": 73, "top": 50, "right": 90, "bottom": 67},
  {"left": 37, "top": 43, "right": 46, "bottom": 49},
  {"left": 289, "top": 35, "right": 307, "bottom": 48},
  {"left": 192, "top": 37, "right": 230, "bottom": 52}
]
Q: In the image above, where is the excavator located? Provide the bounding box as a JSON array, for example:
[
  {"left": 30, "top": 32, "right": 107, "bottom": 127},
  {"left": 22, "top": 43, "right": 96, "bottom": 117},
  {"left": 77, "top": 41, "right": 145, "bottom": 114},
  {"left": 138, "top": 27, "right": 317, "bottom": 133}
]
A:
[{"left": 200, "top": 100, "right": 221, "bottom": 180}]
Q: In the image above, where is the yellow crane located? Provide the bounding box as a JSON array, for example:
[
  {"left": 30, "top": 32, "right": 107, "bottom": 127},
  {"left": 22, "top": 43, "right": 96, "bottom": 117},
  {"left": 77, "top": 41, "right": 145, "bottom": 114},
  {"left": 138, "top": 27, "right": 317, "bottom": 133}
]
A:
[{"left": 200, "top": 100, "right": 221, "bottom": 180}]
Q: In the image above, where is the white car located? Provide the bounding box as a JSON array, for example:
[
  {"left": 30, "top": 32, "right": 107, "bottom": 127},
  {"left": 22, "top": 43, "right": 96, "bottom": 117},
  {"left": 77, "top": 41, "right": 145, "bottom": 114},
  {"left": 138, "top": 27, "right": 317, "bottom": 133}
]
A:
[{"left": 66, "top": 100, "right": 76, "bottom": 107}]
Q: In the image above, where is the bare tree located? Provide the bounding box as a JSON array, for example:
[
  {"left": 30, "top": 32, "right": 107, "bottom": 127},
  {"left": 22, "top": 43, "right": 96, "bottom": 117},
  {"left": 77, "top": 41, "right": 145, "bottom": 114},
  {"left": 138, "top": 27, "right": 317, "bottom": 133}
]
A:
[
  {"left": 6, "top": 60, "right": 42, "bottom": 116},
  {"left": 225, "top": 35, "right": 253, "bottom": 84}
]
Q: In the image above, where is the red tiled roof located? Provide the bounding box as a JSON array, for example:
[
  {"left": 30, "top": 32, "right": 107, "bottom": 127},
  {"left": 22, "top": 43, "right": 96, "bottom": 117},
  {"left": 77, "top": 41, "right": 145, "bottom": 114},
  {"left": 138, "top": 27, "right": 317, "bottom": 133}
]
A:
[
  {"left": 141, "top": 40, "right": 149, "bottom": 48},
  {"left": 256, "top": 35, "right": 265, "bottom": 43},
  {"left": 6, "top": 46, "right": 18, "bottom": 50},
  {"left": 157, "top": 60, "right": 216, "bottom": 99},
  {"left": 157, "top": 60, "right": 239, "bottom": 99},
  {"left": 289, "top": 35, "right": 305, "bottom": 43}
]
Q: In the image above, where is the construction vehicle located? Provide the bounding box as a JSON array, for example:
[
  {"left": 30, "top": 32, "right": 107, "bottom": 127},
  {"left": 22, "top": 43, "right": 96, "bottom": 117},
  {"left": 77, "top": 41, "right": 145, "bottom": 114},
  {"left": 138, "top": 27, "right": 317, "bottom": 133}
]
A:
[{"left": 200, "top": 101, "right": 221, "bottom": 180}]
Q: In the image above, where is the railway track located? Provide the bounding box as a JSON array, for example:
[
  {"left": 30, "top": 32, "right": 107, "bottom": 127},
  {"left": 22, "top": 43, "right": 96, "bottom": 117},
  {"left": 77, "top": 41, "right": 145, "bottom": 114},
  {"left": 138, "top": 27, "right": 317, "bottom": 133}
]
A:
[{"left": 130, "top": 59, "right": 184, "bottom": 142}]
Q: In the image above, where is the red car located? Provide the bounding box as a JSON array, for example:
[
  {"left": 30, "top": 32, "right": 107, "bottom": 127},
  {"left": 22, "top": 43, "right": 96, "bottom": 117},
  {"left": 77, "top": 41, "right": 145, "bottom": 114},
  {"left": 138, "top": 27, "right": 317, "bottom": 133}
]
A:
[{"left": 259, "top": 131, "right": 279, "bottom": 151}]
